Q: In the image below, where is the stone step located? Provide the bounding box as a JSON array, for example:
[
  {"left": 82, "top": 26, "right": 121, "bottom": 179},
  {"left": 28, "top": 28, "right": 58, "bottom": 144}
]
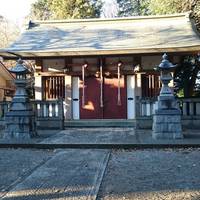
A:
[{"left": 64, "top": 119, "right": 136, "bottom": 128}]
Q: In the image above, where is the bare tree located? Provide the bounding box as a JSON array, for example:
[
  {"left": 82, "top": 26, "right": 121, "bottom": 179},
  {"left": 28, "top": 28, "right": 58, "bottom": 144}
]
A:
[
  {"left": 101, "top": 0, "right": 119, "bottom": 18},
  {"left": 0, "top": 16, "right": 20, "bottom": 48}
]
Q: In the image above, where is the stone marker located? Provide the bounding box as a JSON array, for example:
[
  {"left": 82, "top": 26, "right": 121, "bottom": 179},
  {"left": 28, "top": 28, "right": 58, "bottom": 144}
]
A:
[
  {"left": 152, "top": 53, "right": 183, "bottom": 139},
  {"left": 4, "top": 59, "right": 37, "bottom": 139}
]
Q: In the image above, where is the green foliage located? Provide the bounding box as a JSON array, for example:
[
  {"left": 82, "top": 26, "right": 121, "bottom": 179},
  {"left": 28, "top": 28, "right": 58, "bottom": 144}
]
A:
[
  {"left": 147, "top": 0, "right": 199, "bottom": 16},
  {"left": 176, "top": 89, "right": 184, "bottom": 98},
  {"left": 174, "top": 56, "right": 200, "bottom": 97},
  {"left": 117, "top": 0, "right": 150, "bottom": 16},
  {"left": 117, "top": 0, "right": 132, "bottom": 17},
  {"left": 116, "top": 0, "right": 200, "bottom": 17},
  {"left": 191, "top": 0, "right": 200, "bottom": 32},
  {"left": 30, "top": 0, "right": 102, "bottom": 20},
  {"left": 147, "top": 0, "right": 183, "bottom": 15},
  {"left": 30, "top": 0, "right": 52, "bottom": 20}
]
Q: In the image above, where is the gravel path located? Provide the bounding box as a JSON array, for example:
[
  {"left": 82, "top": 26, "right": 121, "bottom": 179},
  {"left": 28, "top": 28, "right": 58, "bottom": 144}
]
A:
[{"left": 97, "top": 148, "right": 200, "bottom": 200}]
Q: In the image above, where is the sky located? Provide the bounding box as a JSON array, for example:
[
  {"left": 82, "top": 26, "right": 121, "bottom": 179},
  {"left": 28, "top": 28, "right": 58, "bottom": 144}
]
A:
[
  {"left": 0, "top": 0, "right": 118, "bottom": 26},
  {"left": 0, "top": 0, "right": 36, "bottom": 26},
  {"left": 102, "top": 0, "right": 118, "bottom": 18}
]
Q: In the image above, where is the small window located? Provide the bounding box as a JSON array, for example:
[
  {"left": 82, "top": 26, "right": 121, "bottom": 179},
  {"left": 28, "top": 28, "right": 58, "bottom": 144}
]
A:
[
  {"left": 141, "top": 72, "right": 161, "bottom": 98},
  {"left": 42, "top": 76, "right": 65, "bottom": 100}
]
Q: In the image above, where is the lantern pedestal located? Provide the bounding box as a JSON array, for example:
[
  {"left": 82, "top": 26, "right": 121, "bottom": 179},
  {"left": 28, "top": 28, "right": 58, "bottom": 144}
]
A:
[
  {"left": 152, "top": 54, "right": 183, "bottom": 139},
  {"left": 152, "top": 106, "right": 183, "bottom": 139},
  {"left": 3, "top": 60, "right": 37, "bottom": 139}
]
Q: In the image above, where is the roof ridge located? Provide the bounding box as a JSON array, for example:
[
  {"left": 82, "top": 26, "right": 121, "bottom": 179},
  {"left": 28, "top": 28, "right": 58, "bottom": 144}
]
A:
[{"left": 29, "top": 12, "right": 190, "bottom": 26}]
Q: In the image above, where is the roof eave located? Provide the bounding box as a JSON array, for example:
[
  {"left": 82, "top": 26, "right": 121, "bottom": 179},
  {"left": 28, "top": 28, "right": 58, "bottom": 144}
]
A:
[
  {"left": 0, "top": 61, "right": 15, "bottom": 80},
  {"left": 1, "top": 46, "right": 200, "bottom": 59}
]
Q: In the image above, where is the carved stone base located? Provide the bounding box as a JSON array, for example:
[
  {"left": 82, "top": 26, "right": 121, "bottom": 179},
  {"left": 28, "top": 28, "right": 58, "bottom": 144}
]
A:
[
  {"left": 152, "top": 109, "right": 183, "bottom": 139},
  {"left": 4, "top": 111, "right": 37, "bottom": 139}
]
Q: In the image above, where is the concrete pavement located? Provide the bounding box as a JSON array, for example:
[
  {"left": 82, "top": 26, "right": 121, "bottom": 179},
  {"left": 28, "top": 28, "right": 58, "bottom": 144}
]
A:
[
  {"left": 1, "top": 127, "right": 200, "bottom": 199},
  {"left": 1, "top": 149, "right": 110, "bottom": 200},
  {"left": 1, "top": 148, "right": 200, "bottom": 200},
  {"left": 0, "top": 149, "right": 55, "bottom": 198},
  {"left": 1, "top": 128, "right": 200, "bottom": 148},
  {"left": 41, "top": 128, "right": 200, "bottom": 145}
]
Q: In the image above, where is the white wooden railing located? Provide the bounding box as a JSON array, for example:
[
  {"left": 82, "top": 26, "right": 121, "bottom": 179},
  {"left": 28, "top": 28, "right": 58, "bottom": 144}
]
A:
[
  {"left": 136, "top": 97, "right": 158, "bottom": 117},
  {"left": 33, "top": 100, "right": 64, "bottom": 119},
  {"left": 136, "top": 97, "right": 200, "bottom": 117},
  {"left": 0, "top": 99, "right": 64, "bottom": 129},
  {"left": 1, "top": 97, "right": 200, "bottom": 127},
  {"left": 178, "top": 98, "right": 200, "bottom": 116}
]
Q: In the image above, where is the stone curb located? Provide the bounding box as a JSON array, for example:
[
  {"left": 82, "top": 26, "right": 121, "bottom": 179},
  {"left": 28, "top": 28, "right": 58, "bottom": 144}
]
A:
[
  {"left": 1, "top": 143, "right": 200, "bottom": 149},
  {"left": 88, "top": 151, "right": 111, "bottom": 200}
]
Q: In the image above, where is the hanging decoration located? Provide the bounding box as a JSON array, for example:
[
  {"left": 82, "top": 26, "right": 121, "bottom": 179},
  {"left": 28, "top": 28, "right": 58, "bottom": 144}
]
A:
[
  {"left": 100, "top": 59, "right": 104, "bottom": 108},
  {"left": 117, "top": 61, "right": 122, "bottom": 106},
  {"left": 82, "top": 62, "right": 88, "bottom": 108}
]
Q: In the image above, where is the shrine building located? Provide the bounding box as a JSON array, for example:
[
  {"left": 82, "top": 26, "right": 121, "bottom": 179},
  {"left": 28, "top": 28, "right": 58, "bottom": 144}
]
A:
[{"left": 0, "top": 12, "right": 200, "bottom": 121}]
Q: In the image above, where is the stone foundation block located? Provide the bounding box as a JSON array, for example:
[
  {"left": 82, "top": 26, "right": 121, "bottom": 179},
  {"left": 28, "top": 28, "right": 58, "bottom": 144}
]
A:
[{"left": 152, "top": 112, "right": 183, "bottom": 139}]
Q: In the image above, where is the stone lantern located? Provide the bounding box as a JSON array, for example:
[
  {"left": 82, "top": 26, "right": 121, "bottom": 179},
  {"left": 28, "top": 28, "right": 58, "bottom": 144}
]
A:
[
  {"left": 152, "top": 53, "right": 183, "bottom": 139},
  {"left": 4, "top": 59, "right": 37, "bottom": 139}
]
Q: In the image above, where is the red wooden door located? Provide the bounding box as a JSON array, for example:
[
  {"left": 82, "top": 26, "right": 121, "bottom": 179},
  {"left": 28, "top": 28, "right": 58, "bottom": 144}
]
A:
[
  {"left": 103, "top": 76, "right": 127, "bottom": 119},
  {"left": 80, "top": 77, "right": 103, "bottom": 119}
]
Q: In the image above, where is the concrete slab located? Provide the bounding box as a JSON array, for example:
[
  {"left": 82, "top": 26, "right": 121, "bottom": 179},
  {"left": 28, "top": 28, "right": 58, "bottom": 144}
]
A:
[
  {"left": 0, "top": 130, "right": 61, "bottom": 144},
  {"left": 1, "top": 128, "right": 200, "bottom": 148},
  {"left": 2, "top": 149, "right": 110, "bottom": 200},
  {"left": 39, "top": 128, "right": 200, "bottom": 147},
  {"left": 0, "top": 149, "right": 55, "bottom": 198},
  {"left": 136, "top": 129, "right": 200, "bottom": 145},
  {"left": 41, "top": 128, "right": 137, "bottom": 144}
]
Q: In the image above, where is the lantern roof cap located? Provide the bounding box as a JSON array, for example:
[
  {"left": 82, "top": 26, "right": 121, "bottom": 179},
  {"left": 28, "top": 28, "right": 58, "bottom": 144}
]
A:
[
  {"left": 9, "top": 58, "right": 30, "bottom": 74},
  {"left": 158, "top": 53, "right": 177, "bottom": 70}
]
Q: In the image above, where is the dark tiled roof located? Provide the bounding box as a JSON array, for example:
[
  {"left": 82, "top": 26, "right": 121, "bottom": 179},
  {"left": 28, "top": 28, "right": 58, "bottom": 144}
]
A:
[{"left": 1, "top": 13, "right": 200, "bottom": 58}]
